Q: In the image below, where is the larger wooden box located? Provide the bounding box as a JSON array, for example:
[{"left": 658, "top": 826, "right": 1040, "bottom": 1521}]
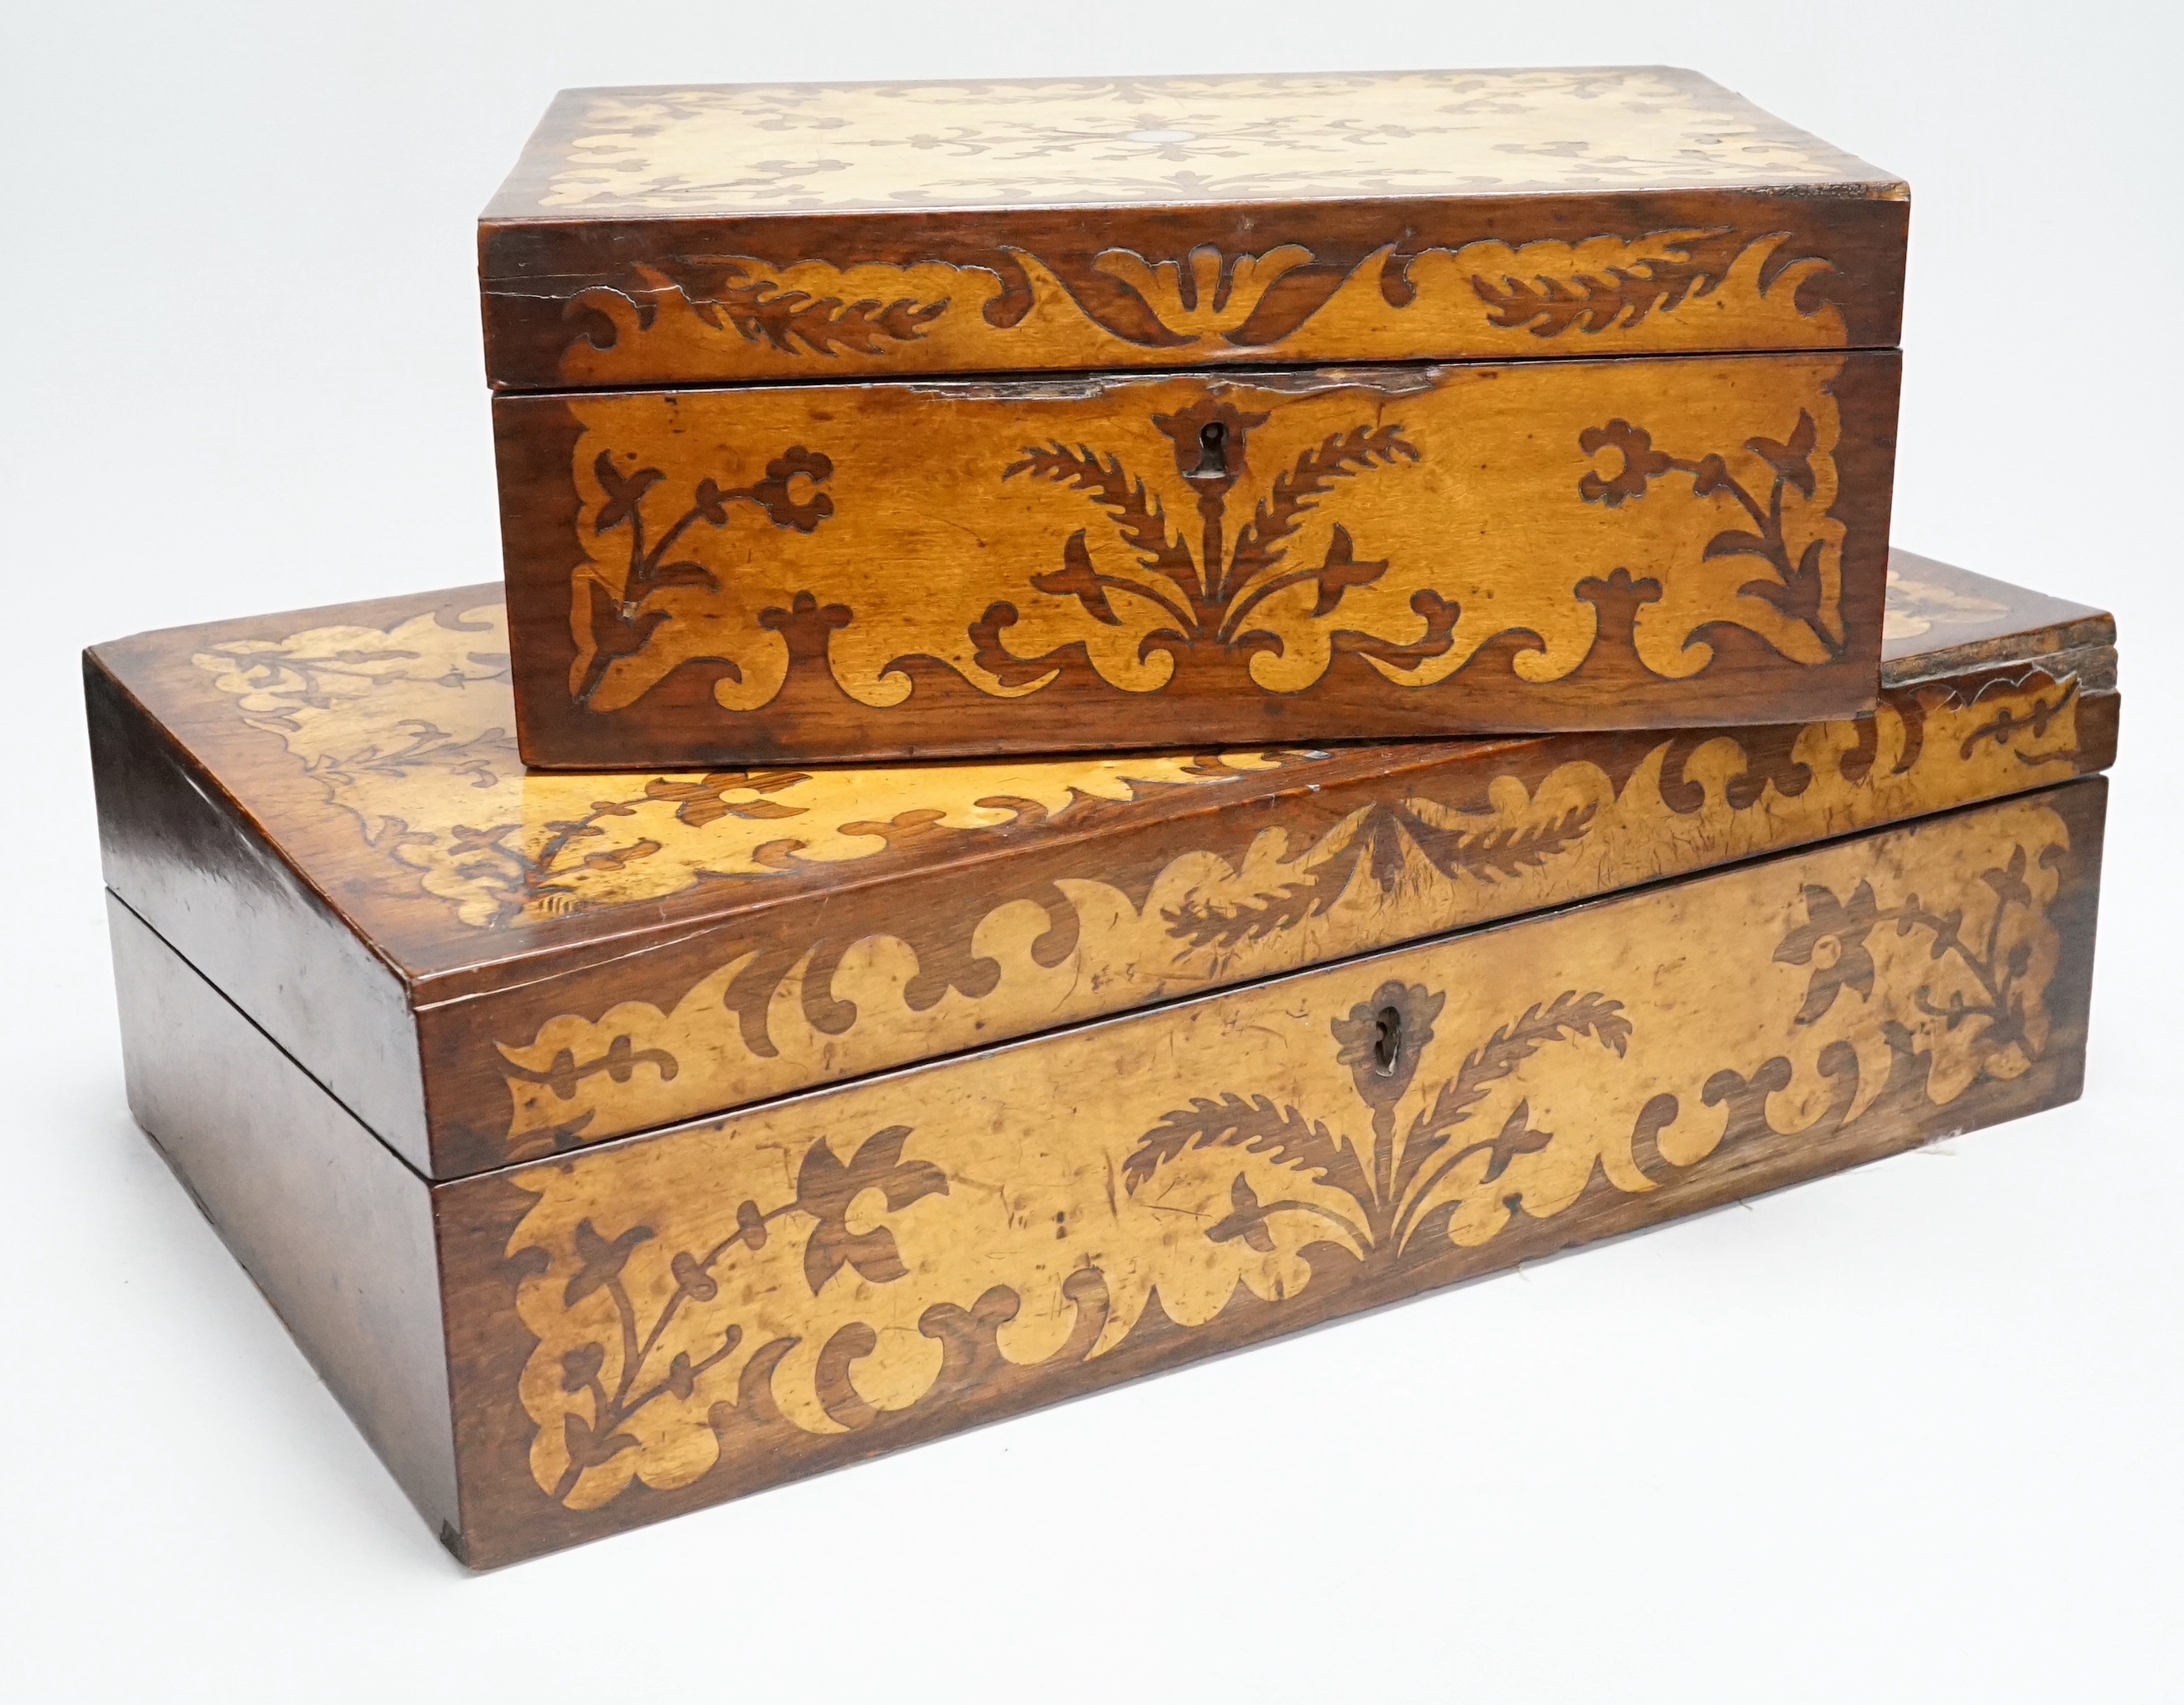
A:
[
  {"left": 90, "top": 554, "right": 2113, "bottom": 1566},
  {"left": 485, "top": 68, "right": 1907, "bottom": 767}
]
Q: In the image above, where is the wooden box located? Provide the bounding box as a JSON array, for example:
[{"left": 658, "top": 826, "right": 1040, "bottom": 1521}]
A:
[
  {"left": 484, "top": 68, "right": 1907, "bottom": 768},
  {"left": 89, "top": 553, "right": 2113, "bottom": 1566}
]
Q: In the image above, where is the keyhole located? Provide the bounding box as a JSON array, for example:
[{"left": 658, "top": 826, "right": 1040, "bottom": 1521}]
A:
[
  {"left": 1190, "top": 420, "right": 1227, "bottom": 478},
  {"left": 1372, "top": 1005, "right": 1403, "bottom": 1074}
]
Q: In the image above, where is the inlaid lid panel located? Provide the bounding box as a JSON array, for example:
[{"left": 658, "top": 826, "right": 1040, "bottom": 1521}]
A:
[
  {"left": 490, "top": 68, "right": 1893, "bottom": 218},
  {"left": 91, "top": 554, "right": 2102, "bottom": 993},
  {"left": 88, "top": 553, "right": 2113, "bottom": 1177},
  {"left": 479, "top": 67, "right": 1908, "bottom": 391}
]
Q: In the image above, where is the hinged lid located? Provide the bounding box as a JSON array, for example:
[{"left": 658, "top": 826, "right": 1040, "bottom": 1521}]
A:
[
  {"left": 89, "top": 554, "right": 2110, "bottom": 1181},
  {"left": 480, "top": 67, "right": 1906, "bottom": 392}
]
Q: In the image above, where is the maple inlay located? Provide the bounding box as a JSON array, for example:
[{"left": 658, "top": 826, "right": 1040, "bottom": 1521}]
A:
[{"left": 516, "top": 69, "right": 1892, "bottom": 215}]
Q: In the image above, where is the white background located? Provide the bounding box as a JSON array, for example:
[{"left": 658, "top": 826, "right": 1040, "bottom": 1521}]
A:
[{"left": 5, "top": 5, "right": 2178, "bottom": 1699}]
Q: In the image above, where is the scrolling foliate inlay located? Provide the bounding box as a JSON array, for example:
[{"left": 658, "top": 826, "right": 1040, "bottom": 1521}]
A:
[
  {"left": 506, "top": 796, "right": 2071, "bottom": 1512},
  {"left": 560, "top": 231, "right": 1847, "bottom": 386},
  {"left": 190, "top": 607, "right": 1305, "bottom": 929},
  {"left": 196, "top": 570, "right": 2044, "bottom": 944},
  {"left": 180, "top": 588, "right": 2092, "bottom": 1162},
  {"left": 495, "top": 660, "right": 2090, "bottom": 1156},
  {"left": 562, "top": 353, "right": 1852, "bottom": 717}
]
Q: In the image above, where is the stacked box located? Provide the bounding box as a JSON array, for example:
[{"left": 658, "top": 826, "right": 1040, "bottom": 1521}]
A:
[
  {"left": 89, "top": 552, "right": 2115, "bottom": 1565},
  {"left": 479, "top": 68, "right": 1906, "bottom": 766}
]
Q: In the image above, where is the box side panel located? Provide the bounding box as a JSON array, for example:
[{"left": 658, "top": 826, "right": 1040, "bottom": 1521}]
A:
[
  {"left": 501, "top": 350, "right": 1898, "bottom": 769},
  {"left": 425, "top": 650, "right": 2113, "bottom": 1177},
  {"left": 87, "top": 656, "right": 433, "bottom": 1173},
  {"left": 438, "top": 780, "right": 2104, "bottom": 1567},
  {"left": 108, "top": 897, "right": 462, "bottom": 1548}
]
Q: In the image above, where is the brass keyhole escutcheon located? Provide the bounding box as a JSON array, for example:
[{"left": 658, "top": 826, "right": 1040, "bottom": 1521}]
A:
[
  {"left": 1190, "top": 420, "right": 1227, "bottom": 479},
  {"left": 1372, "top": 1005, "right": 1403, "bottom": 1074}
]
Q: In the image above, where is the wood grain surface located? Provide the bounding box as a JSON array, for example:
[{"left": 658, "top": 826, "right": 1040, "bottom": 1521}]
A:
[
  {"left": 109, "top": 896, "right": 461, "bottom": 1543},
  {"left": 109, "top": 781, "right": 2106, "bottom": 1566},
  {"left": 479, "top": 69, "right": 1905, "bottom": 389},
  {"left": 86, "top": 556, "right": 2117, "bottom": 1180},
  {"left": 498, "top": 351, "right": 1900, "bottom": 765}
]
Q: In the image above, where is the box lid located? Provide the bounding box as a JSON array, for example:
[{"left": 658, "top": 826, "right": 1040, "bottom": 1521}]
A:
[
  {"left": 480, "top": 67, "right": 1907, "bottom": 392},
  {"left": 87, "top": 551, "right": 2111, "bottom": 1182}
]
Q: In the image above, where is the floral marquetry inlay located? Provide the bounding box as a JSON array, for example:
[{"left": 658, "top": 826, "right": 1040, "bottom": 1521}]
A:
[
  {"left": 561, "top": 355, "right": 1858, "bottom": 720},
  {"left": 508, "top": 796, "right": 2073, "bottom": 1510},
  {"left": 494, "top": 652, "right": 2091, "bottom": 1155},
  {"left": 532, "top": 69, "right": 1887, "bottom": 214},
  {"left": 1883, "top": 566, "right": 2011, "bottom": 644},
  {"left": 487, "top": 70, "right": 1900, "bottom": 390},
  {"left": 554, "top": 227, "right": 1854, "bottom": 387},
  {"left": 190, "top": 607, "right": 1305, "bottom": 929},
  {"left": 180, "top": 581, "right": 2097, "bottom": 1161}
]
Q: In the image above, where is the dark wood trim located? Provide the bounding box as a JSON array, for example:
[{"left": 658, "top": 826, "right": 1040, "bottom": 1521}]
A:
[
  {"left": 109, "top": 897, "right": 463, "bottom": 1554},
  {"left": 87, "top": 655, "right": 433, "bottom": 1171}
]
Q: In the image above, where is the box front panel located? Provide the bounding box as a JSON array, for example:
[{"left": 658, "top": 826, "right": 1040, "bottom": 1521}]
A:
[
  {"left": 499, "top": 351, "right": 1898, "bottom": 766},
  {"left": 441, "top": 780, "right": 2104, "bottom": 1566}
]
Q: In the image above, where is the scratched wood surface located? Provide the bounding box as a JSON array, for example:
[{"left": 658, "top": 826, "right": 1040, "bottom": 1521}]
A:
[
  {"left": 86, "top": 555, "right": 2116, "bottom": 1180},
  {"left": 112, "top": 780, "right": 2109, "bottom": 1567},
  {"left": 497, "top": 350, "right": 1900, "bottom": 765},
  {"left": 480, "top": 68, "right": 1906, "bottom": 390}
]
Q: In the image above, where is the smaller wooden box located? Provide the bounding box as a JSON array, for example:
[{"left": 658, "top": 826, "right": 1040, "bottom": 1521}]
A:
[
  {"left": 484, "top": 68, "right": 1907, "bottom": 767},
  {"left": 90, "top": 553, "right": 2113, "bottom": 1566}
]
